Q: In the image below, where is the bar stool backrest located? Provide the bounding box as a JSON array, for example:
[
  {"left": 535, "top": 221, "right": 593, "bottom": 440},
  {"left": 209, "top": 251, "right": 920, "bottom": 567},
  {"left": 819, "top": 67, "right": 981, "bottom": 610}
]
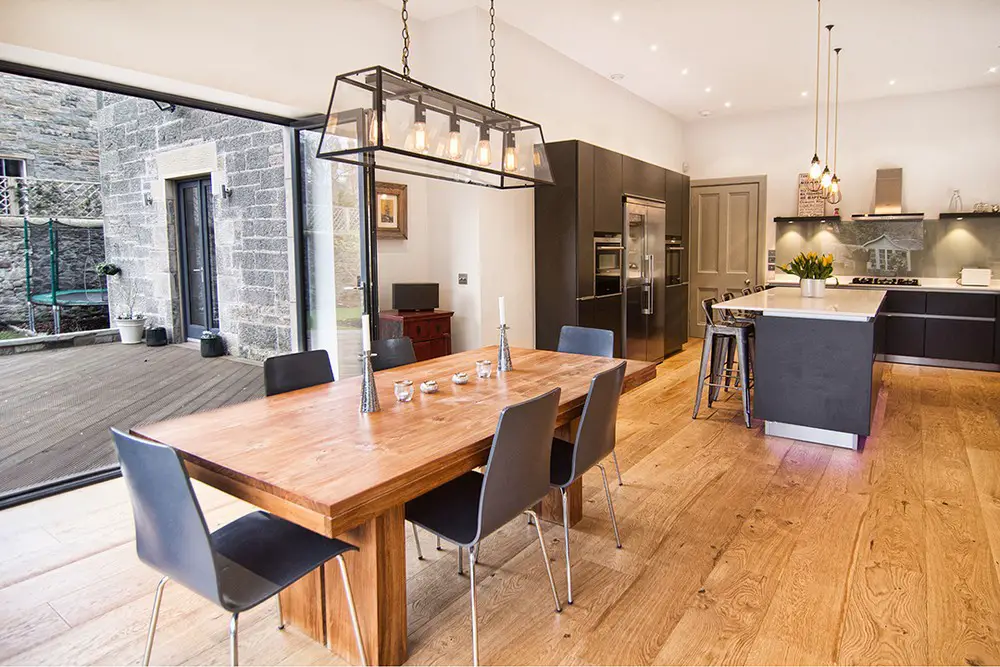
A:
[
  {"left": 264, "top": 350, "right": 334, "bottom": 396},
  {"left": 371, "top": 337, "right": 417, "bottom": 371},
  {"left": 742, "top": 288, "right": 753, "bottom": 296},
  {"left": 753, "top": 285, "right": 765, "bottom": 293},
  {"left": 570, "top": 362, "right": 627, "bottom": 482},
  {"left": 475, "top": 388, "right": 561, "bottom": 541},
  {"left": 111, "top": 428, "right": 223, "bottom": 607},
  {"left": 701, "top": 297, "right": 718, "bottom": 326},
  {"left": 557, "top": 325, "right": 614, "bottom": 358}
]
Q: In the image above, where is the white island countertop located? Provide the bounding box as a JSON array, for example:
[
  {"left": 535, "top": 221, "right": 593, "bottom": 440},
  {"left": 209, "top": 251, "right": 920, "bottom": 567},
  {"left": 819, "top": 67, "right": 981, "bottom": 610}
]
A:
[
  {"left": 713, "top": 286, "right": 887, "bottom": 322},
  {"left": 769, "top": 274, "right": 1000, "bottom": 294}
]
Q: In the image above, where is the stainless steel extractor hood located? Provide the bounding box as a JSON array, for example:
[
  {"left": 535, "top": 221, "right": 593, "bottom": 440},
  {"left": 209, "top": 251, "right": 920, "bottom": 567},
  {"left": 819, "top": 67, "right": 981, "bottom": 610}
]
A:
[{"left": 851, "top": 167, "right": 924, "bottom": 221}]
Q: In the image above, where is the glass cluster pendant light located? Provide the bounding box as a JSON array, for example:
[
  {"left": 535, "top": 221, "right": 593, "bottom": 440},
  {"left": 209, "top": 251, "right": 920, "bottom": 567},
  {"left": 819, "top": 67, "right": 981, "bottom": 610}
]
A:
[
  {"left": 807, "top": 0, "right": 824, "bottom": 190},
  {"left": 826, "top": 47, "right": 843, "bottom": 205},
  {"left": 819, "top": 24, "right": 834, "bottom": 191},
  {"left": 317, "top": 0, "right": 553, "bottom": 189}
]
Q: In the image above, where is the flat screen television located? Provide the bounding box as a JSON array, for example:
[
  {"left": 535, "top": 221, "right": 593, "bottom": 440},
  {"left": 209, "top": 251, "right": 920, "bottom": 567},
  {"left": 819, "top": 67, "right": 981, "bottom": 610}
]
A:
[{"left": 392, "top": 283, "right": 439, "bottom": 311}]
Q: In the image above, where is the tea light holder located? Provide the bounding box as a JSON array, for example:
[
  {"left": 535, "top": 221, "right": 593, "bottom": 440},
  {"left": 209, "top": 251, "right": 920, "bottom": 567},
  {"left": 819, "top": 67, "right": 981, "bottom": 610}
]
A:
[
  {"left": 497, "top": 325, "right": 513, "bottom": 372},
  {"left": 359, "top": 351, "right": 381, "bottom": 413}
]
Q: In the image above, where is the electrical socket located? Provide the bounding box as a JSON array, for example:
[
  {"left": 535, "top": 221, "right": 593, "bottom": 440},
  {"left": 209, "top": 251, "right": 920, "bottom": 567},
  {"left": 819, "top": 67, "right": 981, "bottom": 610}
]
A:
[{"left": 458, "top": 273, "right": 468, "bottom": 285}]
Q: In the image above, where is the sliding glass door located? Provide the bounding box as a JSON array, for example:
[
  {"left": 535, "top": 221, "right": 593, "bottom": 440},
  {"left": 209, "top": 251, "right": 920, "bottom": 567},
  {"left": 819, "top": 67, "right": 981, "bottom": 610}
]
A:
[{"left": 297, "top": 129, "right": 366, "bottom": 379}]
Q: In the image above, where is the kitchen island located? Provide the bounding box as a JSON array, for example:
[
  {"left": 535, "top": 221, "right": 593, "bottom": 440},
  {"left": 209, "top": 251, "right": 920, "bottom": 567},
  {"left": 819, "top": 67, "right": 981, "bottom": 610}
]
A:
[{"left": 714, "top": 287, "right": 887, "bottom": 449}]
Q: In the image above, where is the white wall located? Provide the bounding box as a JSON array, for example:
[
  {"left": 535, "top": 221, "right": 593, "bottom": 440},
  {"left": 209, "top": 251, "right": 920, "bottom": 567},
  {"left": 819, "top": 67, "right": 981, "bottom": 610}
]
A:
[{"left": 684, "top": 86, "right": 1000, "bottom": 247}]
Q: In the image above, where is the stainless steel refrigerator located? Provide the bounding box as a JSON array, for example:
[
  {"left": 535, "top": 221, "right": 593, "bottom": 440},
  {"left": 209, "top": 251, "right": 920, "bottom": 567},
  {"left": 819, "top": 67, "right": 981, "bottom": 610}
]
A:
[{"left": 624, "top": 197, "right": 666, "bottom": 362}]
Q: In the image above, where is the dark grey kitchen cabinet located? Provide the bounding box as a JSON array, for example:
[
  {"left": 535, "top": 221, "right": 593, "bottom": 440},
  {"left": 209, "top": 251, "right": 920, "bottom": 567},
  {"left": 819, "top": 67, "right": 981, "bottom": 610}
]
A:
[
  {"left": 996, "top": 296, "right": 1000, "bottom": 363},
  {"left": 577, "top": 297, "right": 595, "bottom": 330},
  {"left": 926, "top": 292, "right": 995, "bottom": 318},
  {"left": 925, "top": 319, "right": 995, "bottom": 363},
  {"left": 576, "top": 143, "right": 595, "bottom": 298},
  {"left": 664, "top": 284, "right": 688, "bottom": 355},
  {"left": 593, "top": 294, "right": 624, "bottom": 358},
  {"left": 665, "top": 170, "right": 686, "bottom": 238},
  {"left": 883, "top": 290, "right": 926, "bottom": 314},
  {"left": 622, "top": 155, "right": 665, "bottom": 202},
  {"left": 593, "top": 147, "right": 623, "bottom": 233},
  {"left": 884, "top": 316, "right": 925, "bottom": 357}
]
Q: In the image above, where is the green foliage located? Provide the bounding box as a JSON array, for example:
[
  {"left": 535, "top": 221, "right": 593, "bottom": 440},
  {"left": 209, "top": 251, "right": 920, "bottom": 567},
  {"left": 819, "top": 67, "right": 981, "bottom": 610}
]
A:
[
  {"left": 778, "top": 251, "right": 835, "bottom": 280},
  {"left": 96, "top": 262, "right": 121, "bottom": 276}
]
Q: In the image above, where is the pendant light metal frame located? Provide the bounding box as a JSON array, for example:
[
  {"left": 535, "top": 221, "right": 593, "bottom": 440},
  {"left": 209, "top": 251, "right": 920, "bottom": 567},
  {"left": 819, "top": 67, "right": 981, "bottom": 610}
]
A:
[
  {"left": 807, "top": 0, "right": 824, "bottom": 191},
  {"left": 315, "top": 1, "right": 554, "bottom": 189},
  {"left": 827, "top": 47, "right": 843, "bottom": 205},
  {"left": 819, "top": 24, "right": 834, "bottom": 191}
]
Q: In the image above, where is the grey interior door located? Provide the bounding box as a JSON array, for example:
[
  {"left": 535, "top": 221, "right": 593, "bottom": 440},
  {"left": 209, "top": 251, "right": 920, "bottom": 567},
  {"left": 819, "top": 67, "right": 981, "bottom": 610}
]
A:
[
  {"left": 177, "top": 177, "right": 219, "bottom": 339},
  {"left": 688, "top": 181, "right": 760, "bottom": 338}
]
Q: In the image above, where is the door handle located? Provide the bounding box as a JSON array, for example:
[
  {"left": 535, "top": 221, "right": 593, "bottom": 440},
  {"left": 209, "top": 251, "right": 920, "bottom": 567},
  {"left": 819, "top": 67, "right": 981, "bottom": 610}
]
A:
[
  {"left": 641, "top": 285, "right": 652, "bottom": 315},
  {"left": 342, "top": 285, "right": 364, "bottom": 291},
  {"left": 744, "top": 278, "right": 751, "bottom": 285},
  {"left": 192, "top": 268, "right": 203, "bottom": 273}
]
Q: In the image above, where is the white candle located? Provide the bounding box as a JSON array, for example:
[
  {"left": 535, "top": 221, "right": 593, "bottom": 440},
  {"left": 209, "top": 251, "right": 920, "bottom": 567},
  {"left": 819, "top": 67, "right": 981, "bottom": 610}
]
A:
[
  {"left": 361, "top": 314, "right": 371, "bottom": 352},
  {"left": 498, "top": 296, "right": 506, "bottom": 327}
]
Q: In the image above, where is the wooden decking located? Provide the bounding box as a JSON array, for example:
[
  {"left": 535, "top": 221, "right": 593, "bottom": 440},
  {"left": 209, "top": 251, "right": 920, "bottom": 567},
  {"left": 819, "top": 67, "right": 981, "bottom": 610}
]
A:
[
  {"left": 0, "top": 343, "right": 264, "bottom": 500},
  {"left": 1, "top": 343, "right": 999, "bottom": 665}
]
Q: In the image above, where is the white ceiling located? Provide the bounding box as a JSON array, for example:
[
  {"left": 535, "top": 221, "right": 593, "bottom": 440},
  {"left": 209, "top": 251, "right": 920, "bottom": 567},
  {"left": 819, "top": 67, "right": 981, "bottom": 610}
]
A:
[{"left": 383, "top": 0, "right": 1000, "bottom": 121}]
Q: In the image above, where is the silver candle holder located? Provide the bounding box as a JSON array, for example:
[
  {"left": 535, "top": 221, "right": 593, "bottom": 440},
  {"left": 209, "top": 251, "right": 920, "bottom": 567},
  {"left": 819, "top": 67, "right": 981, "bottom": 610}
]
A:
[
  {"left": 359, "top": 351, "right": 381, "bottom": 413},
  {"left": 497, "top": 324, "right": 513, "bottom": 372}
]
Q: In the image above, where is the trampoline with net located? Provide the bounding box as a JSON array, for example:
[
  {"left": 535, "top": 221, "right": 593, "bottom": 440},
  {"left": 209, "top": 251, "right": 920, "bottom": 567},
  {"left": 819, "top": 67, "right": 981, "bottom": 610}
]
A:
[{"left": 23, "top": 218, "right": 109, "bottom": 333}]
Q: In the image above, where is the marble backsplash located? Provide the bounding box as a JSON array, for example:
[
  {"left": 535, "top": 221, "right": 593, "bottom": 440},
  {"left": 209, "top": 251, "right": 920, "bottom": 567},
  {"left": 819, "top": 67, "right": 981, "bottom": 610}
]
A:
[{"left": 774, "top": 216, "right": 1000, "bottom": 279}]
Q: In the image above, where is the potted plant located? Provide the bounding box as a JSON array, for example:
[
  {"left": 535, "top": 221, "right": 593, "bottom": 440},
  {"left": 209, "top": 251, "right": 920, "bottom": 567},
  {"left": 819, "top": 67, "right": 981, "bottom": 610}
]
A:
[
  {"left": 96, "top": 262, "right": 121, "bottom": 278},
  {"left": 114, "top": 281, "right": 147, "bottom": 344},
  {"left": 200, "top": 330, "right": 225, "bottom": 357},
  {"left": 779, "top": 251, "right": 835, "bottom": 298}
]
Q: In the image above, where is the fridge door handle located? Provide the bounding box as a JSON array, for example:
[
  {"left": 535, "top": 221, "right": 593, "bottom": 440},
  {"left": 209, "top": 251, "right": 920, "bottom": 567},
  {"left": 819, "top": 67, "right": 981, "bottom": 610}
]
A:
[{"left": 641, "top": 284, "right": 652, "bottom": 315}]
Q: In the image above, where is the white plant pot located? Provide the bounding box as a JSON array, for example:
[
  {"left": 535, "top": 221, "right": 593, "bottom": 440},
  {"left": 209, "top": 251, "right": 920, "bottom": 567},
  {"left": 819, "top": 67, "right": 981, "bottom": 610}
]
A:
[
  {"left": 115, "top": 318, "right": 147, "bottom": 344},
  {"left": 800, "top": 278, "right": 827, "bottom": 298}
]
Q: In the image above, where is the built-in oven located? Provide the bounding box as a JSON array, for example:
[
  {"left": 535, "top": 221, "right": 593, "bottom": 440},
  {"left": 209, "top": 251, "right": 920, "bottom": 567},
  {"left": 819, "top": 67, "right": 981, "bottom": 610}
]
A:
[
  {"left": 665, "top": 235, "right": 686, "bottom": 286},
  {"left": 594, "top": 233, "right": 624, "bottom": 296}
]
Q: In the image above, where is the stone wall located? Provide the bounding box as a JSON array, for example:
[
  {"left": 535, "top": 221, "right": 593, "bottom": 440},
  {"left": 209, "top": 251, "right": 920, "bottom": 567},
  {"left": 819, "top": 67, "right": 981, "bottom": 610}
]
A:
[
  {"left": 0, "top": 72, "right": 103, "bottom": 328},
  {"left": 97, "top": 95, "right": 293, "bottom": 360}
]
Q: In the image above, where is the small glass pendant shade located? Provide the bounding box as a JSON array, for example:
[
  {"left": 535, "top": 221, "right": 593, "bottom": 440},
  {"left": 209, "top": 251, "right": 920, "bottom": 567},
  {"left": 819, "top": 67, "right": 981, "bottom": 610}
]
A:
[
  {"left": 827, "top": 175, "right": 842, "bottom": 204},
  {"left": 318, "top": 66, "right": 554, "bottom": 189},
  {"left": 809, "top": 154, "right": 823, "bottom": 180},
  {"left": 820, "top": 166, "right": 833, "bottom": 189}
]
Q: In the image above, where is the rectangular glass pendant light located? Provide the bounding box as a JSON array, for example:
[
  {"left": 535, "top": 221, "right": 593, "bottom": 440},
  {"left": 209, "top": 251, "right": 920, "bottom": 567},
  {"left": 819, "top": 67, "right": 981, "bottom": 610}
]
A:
[{"left": 317, "top": 66, "right": 554, "bottom": 189}]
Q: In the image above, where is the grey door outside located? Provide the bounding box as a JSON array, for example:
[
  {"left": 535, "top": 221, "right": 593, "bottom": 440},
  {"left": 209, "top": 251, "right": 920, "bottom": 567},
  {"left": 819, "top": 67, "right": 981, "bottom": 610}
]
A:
[
  {"left": 177, "top": 177, "right": 219, "bottom": 339},
  {"left": 688, "top": 180, "right": 761, "bottom": 339}
]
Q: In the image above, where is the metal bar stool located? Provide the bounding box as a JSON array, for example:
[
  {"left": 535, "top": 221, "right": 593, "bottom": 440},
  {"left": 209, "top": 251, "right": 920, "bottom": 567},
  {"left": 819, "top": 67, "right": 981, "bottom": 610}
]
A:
[{"left": 692, "top": 298, "right": 753, "bottom": 428}]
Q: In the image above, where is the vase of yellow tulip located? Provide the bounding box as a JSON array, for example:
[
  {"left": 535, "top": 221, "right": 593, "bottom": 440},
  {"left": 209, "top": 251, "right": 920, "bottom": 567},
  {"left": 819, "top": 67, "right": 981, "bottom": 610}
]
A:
[{"left": 778, "top": 251, "right": 835, "bottom": 298}]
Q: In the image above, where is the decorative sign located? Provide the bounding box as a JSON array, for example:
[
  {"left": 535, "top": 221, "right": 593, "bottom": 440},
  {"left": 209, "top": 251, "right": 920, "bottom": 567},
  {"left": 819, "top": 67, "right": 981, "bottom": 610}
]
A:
[{"left": 797, "top": 173, "right": 827, "bottom": 217}]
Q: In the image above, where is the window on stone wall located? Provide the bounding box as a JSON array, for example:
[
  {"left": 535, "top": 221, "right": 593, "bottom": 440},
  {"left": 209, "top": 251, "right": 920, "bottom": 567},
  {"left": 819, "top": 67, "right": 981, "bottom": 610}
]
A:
[{"left": 0, "top": 157, "right": 27, "bottom": 215}]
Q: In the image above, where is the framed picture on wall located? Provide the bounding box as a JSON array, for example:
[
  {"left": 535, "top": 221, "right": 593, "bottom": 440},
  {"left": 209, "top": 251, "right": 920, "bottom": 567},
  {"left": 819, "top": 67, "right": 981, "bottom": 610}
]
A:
[{"left": 375, "top": 182, "right": 408, "bottom": 239}]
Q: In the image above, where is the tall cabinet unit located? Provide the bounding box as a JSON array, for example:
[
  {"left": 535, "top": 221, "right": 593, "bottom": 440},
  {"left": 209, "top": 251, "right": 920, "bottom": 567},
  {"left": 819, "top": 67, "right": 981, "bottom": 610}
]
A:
[{"left": 535, "top": 140, "right": 689, "bottom": 361}]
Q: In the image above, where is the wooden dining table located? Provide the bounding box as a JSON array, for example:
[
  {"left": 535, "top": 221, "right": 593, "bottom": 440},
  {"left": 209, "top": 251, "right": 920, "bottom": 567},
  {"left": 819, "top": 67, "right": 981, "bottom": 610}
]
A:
[{"left": 132, "top": 346, "right": 658, "bottom": 665}]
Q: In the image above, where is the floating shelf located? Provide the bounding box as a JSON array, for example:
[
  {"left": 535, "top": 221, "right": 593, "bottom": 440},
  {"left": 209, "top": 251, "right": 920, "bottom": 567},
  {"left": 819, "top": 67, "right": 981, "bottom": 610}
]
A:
[
  {"left": 939, "top": 211, "right": 1000, "bottom": 220},
  {"left": 773, "top": 215, "right": 843, "bottom": 224}
]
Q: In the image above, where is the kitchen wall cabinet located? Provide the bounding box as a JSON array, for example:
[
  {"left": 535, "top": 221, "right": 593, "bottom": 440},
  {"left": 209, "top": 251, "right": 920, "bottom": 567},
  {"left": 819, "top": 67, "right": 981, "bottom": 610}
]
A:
[
  {"left": 995, "top": 296, "right": 1000, "bottom": 363},
  {"left": 535, "top": 139, "right": 688, "bottom": 358},
  {"left": 664, "top": 284, "right": 688, "bottom": 355}
]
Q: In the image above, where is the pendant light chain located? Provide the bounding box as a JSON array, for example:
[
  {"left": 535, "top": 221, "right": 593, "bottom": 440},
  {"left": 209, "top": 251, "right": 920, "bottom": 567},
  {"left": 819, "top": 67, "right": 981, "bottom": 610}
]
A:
[
  {"left": 489, "top": 0, "right": 497, "bottom": 110},
  {"left": 823, "top": 24, "right": 833, "bottom": 170},
  {"left": 401, "top": 0, "right": 411, "bottom": 78},
  {"left": 832, "top": 48, "right": 841, "bottom": 174}
]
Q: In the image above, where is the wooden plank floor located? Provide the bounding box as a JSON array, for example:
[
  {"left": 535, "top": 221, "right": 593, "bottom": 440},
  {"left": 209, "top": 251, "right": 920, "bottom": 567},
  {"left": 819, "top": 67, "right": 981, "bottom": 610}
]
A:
[
  {"left": 0, "top": 343, "right": 264, "bottom": 498},
  {"left": 2, "top": 342, "right": 999, "bottom": 665}
]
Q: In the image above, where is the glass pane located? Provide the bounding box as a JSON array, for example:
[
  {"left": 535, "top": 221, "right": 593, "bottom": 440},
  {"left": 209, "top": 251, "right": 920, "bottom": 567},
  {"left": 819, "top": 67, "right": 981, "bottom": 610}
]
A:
[
  {"left": 299, "top": 129, "right": 364, "bottom": 379},
  {"left": 182, "top": 185, "right": 207, "bottom": 328},
  {"left": 203, "top": 182, "right": 220, "bottom": 329}
]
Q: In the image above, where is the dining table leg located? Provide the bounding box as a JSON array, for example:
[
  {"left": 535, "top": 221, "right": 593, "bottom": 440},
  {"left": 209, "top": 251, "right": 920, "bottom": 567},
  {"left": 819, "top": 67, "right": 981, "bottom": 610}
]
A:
[
  {"left": 326, "top": 504, "right": 408, "bottom": 666},
  {"left": 535, "top": 421, "right": 583, "bottom": 528}
]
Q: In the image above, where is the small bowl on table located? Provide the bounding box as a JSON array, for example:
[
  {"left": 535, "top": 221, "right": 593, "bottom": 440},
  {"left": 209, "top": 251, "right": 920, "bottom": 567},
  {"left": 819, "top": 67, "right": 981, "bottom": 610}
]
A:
[{"left": 452, "top": 372, "right": 469, "bottom": 385}]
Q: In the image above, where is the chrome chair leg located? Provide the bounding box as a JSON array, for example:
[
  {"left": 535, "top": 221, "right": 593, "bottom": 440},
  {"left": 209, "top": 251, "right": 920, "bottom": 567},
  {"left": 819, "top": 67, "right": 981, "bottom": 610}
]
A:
[
  {"left": 411, "top": 522, "right": 425, "bottom": 560},
  {"left": 597, "top": 464, "right": 622, "bottom": 548},
  {"left": 468, "top": 544, "right": 479, "bottom": 666},
  {"left": 561, "top": 490, "right": 573, "bottom": 605},
  {"left": 458, "top": 546, "right": 464, "bottom": 575},
  {"left": 276, "top": 592, "right": 284, "bottom": 630},
  {"left": 229, "top": 613, "right": 239, "bottom": 667},
  {"left": 336, "top": 554, "right": 369, "bottom": 666},
  {"left": 693, "top": 329, "right": 714, "bottom": 418},
  {"left": 436, "top": 535, "right": 442, "bottom": 551},
  {"left": 142, "top": 576, "right": 169, "bottom": 666},
  {"left": 612, "top": 450, "right": 623, "bottom": 486},
  {"left": 527, "top": 510, "right": 562, "bottom": 613}
]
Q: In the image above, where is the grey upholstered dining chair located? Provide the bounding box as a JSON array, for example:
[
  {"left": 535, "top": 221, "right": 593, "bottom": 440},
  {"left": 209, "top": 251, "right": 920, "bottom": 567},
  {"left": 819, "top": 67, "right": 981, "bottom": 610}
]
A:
[
  {"left": 549, "top": 362, "right": 627, "bottom": 604},
  {"left": 370, "top": 336, "right": 417, "bottom": 372},
  {"left": 263, "top": 349, "right": 334, "bottom": 396},
  {"left": 405, "top": 389, "right": 564, "bottom": 666},
  {"left": 556, "top": 325, "right": 623, "bottom": 486},
  {"left": 111, "top": 428, "right": 367, "bottom": 667}
]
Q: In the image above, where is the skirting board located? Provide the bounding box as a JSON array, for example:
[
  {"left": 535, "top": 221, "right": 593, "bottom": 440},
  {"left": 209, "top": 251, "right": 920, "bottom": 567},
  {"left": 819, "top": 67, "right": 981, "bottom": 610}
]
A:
[{"left": 765, "top": 420, "right": 860, "bottom": 450}]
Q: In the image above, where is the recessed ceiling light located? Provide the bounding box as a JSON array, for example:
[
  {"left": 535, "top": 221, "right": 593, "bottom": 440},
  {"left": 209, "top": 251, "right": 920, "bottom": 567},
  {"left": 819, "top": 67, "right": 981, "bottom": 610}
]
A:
[
  {"left": 989, "top": 66, "right": 998, "bottom": 74},
  {"left": 699, "top": 110, "right": 712, "bottom": 117},
  {"left": 704, "top": 86, "right": 712, "bottom": 93},
  {"left": 650, "top": 44, "right": 659, "bottom": 52},
  {"left": 724, "top": 101, "right": 732, "bottom": 108},
  {"left": 611, "top": 12, "right": 621, "bottom": 22},
  {"left": 801, "top": 91, "right": 809, "bottom": 97},
  {"left": 610, "top": 73, "right": 625, "bottom": 82},
  {"left": 889, "top": 79, "right": 897, "bottom": 85},
  {"left": 681, "top": 68, "right": 689, "bottom": 76}
]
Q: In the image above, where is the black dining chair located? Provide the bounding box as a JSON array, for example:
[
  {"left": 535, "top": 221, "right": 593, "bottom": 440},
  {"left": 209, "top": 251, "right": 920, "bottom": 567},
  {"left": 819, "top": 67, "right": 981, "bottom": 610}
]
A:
[
  {"left": 405, "top": 389, "right": 564, "bottom": 666},
  {"left": 370, "top": 336, "right": 417, "bottom": 372},
  {"left": 556, "top": 325, "right": 623, "bottom": 486},
  {"left": 549, "top": 362, "right": 627, "bottom": 604},
  {"left": 111, "top": 428, "right": 367, "bottom": 667},
  {"left": 263, "top": 349, "right": 334, "bottom": 396}
]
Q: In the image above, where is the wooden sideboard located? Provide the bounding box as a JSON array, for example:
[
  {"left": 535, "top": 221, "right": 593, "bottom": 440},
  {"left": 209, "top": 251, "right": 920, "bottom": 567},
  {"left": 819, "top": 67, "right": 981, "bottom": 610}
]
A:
[{"left": 379, "top": 309, "right": 454, "bottom": 362}]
